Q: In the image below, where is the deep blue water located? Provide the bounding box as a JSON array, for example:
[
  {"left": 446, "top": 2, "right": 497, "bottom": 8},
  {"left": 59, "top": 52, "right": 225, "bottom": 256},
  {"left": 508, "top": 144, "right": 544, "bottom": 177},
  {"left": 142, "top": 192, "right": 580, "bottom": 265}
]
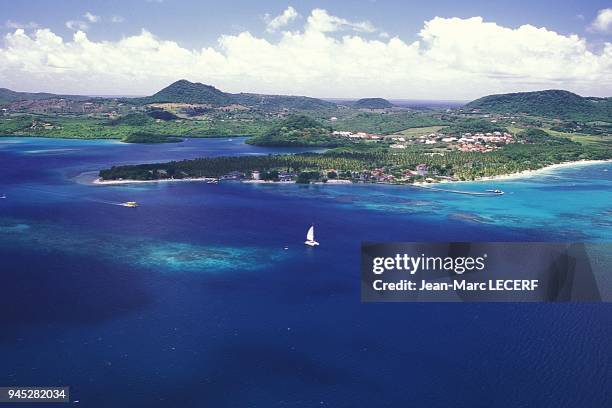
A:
[{"left": 1, "top": 137, "right": 611, "bottom": 407}]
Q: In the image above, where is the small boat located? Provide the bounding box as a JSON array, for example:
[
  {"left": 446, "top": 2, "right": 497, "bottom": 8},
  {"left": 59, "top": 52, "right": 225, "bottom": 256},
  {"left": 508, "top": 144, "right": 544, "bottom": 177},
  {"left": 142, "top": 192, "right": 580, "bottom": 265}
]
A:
[
  {"left": 121, "top": 201, "right": 139, "bottom": 208},
  {"left": 0, "top": 194, "right": 6, "bottom": 199},
  {"left": 485, "top": 189, "right": 504, "bottom": 195},
  {"left": 304, "top": 225, "right": 319, "bottom": 247}
]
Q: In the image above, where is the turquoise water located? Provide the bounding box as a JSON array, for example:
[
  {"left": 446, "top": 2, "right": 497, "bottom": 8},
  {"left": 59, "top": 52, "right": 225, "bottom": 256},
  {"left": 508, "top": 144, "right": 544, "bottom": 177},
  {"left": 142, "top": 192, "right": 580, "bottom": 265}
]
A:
[{"left": 0, "top": 137, "right": 611, "bottom": 407}]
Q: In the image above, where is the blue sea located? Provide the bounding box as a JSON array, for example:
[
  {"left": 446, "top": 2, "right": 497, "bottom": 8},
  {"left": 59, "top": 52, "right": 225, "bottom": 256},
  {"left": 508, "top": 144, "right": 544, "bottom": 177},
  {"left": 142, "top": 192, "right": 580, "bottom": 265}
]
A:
[{"left": 1, "top": 137, "right": 611, "bottom": 407}]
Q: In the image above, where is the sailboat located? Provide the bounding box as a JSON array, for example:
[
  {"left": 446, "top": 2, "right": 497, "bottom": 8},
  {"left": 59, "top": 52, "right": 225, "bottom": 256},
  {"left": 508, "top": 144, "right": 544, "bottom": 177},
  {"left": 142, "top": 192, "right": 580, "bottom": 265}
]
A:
[{"left": 304, "top": 225, "right": 319, "bottom": 246}]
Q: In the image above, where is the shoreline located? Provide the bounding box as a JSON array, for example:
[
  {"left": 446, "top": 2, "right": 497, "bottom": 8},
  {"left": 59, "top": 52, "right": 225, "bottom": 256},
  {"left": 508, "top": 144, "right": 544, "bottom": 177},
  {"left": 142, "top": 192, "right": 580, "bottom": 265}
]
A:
[
  {"left": 91, "top": 159, "right": 612, "bottom": 186},
  {"left": 463, "top": 159, "right": 612, "bottom": 183},
  {"left": 1, "top": 134, "right": 245, "bottom": 142}
]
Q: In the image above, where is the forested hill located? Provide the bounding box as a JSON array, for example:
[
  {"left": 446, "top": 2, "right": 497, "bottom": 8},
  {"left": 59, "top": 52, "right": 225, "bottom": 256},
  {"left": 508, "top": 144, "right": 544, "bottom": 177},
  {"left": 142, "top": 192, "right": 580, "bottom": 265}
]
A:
[
  {"left": 136, "top": 80, "right": 231, "bottom": 105},
  {"left": 135, "top": 80, "right": 336, "bottom": 111},
  {"left": 464, "top": 90, "right": 612, "bottom": 121},
  {"left": 353, "top": 98, "right": 394, "bottom": 109},
  {"left": 246, "top": 114, "right": 339, "bottom": 146},
  {"left": 0, "top": 88, "right": 90, "bottom": 104}
]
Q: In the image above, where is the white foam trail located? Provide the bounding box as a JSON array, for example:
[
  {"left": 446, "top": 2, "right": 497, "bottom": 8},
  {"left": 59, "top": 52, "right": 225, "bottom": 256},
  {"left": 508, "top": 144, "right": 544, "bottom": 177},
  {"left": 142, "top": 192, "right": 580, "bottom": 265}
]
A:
[{"left": 11, "top": 186, "right": 127, "bottom": 207}]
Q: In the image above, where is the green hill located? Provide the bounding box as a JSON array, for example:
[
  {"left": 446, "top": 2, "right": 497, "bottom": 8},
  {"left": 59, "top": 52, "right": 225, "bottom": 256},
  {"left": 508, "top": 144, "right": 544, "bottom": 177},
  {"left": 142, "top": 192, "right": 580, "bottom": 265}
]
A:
[
  {"left": 353, "top": 98, "right": 393, "bottom": 109},
  {"left": 233, "top": 93, "right": 336, "bottom": 111},
  {"left": 0, "top": 88, "right": 90, "bottom": 104},
  {"left": 247, "top": 114, "right": 340, "bottom": 146},
  {"left": 137, "top": 80, "right": 232, "bottom": 105},
  {"left": 464, "top": 90, "right": 612, "bottom": 121},
  {"left": 441, "top": 119, "right": 507, "bottom": 134},
  {"left": 135, "top": 80, "right": 335, "bottom": 111},
  {"left": 106, "top": 113, "right": 154, "bottom": 126},
  {"left": 147, "top": 109, "right": 179, "bottom": 121}
]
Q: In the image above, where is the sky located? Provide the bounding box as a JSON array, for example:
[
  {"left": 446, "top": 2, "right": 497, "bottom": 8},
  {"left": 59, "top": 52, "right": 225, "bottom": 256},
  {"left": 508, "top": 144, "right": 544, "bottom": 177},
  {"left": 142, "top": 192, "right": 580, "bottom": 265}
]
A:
[{"left": 1, "top": 0, "right": 611, "bottom": 99}]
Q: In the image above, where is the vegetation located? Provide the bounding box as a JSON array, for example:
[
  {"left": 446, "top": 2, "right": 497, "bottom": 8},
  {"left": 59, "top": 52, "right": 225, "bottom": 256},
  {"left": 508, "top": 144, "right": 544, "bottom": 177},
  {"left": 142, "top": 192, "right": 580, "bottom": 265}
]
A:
[
  {"left": 398, "top": 126, "right": 446, "bottom": 137},
  {"left": 0, "top": 113, "right": 271, "bottom": 140},
  {"left": 0, "top": 88, "right": 90, "bottom": 104},
  {"left": 545, "top": 128, "right": 612, "bottom": 147},
  {"left": 1, "top": 84, "right": 608, "bottom": 154},
  {"left": 440, "top": 119, "right": 508, "bottom": 134},
  {"left": 0, "top": 115, "right": 35, "bottom": 133},
  {"left": 246, "top": 114, "right": 343, "bottom": 147},
  {"left": 549, "top": 121, "right": 612, "bottom": 136},
  {"left": 135, "top": 80, "right": 232, "bottom": 105},
  {"left": 134, "top": 79, "right": 336, "bottom": 111},
  {"left": 107, "top": 113, "right": 154, "bottom": 126},
  {"left": 464, "top": 90, "right": 612, "bottom": 121},
  {"left": 121, "top": 132, "right": 182, "bottom": 143},
  {"left": 330, "top": 112, "right": 449, "bottom": 135},
  {"left": 296, "top": 171, "right": 322, "bottom": 184},
  {"left": 515, "top": 128, "right": 552, "bottom": 143},
  {"left": 100, "top": 134, "right": 611, "bottom": 182},
  {"left": 147, "top": 109, "right": 179, "bottom": 121},
  {"left": 352, "top": 98, "right": 393, "bottom": 109}
]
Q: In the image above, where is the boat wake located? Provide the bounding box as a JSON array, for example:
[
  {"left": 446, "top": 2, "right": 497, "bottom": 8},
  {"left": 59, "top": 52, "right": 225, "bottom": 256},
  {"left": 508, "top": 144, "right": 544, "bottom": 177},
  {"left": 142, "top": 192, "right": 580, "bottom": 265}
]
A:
[
  {"left": 412, "top": 185, "right": 504, "bottom": 196},
  {"left": 10, "top": 186, "right": 136, "bottom": 207}
]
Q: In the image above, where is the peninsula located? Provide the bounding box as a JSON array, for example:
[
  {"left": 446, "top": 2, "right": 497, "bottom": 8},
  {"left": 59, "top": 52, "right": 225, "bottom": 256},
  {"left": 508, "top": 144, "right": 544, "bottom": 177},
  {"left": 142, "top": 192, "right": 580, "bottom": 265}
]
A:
[{"left": 98, "top": 126, "right": 611, "bottom": 185}]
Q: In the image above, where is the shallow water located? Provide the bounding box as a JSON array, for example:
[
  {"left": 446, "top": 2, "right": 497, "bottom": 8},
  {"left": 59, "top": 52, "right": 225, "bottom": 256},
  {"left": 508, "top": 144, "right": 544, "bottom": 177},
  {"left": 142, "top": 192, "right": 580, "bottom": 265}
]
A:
[{"left": 1, "top": 137, "right": 611, "bottom": 407}]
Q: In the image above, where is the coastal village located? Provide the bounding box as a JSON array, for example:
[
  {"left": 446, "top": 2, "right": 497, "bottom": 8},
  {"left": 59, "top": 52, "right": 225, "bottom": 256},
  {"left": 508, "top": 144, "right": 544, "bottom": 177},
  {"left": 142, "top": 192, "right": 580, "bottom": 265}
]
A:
[
  {"left": 212, "top": 128, "right": 517, "bottom": 184},
  {"left": 331, "top": 129, "right": 516, "bottom": 153}
]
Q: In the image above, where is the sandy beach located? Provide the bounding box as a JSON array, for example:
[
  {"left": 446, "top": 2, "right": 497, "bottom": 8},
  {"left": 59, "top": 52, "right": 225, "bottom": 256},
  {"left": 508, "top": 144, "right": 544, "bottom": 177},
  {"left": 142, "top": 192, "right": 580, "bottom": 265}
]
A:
[{"left": 467, "top": 159, "right": 612, "bottom": 183}]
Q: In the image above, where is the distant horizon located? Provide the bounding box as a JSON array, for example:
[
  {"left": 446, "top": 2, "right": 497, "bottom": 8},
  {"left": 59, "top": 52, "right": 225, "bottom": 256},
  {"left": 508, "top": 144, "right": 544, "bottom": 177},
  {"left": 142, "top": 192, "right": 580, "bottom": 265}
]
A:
[{"left": 2, "top": 81, "right": 609, "bottom": 104}]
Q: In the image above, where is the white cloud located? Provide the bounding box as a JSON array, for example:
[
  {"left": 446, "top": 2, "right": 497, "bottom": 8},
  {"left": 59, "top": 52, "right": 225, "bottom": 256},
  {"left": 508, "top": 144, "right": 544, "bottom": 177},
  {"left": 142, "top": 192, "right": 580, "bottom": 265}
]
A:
[
  {"left": 84, "top": 12, "right": 100, "bottom": 23},
  {"left": 589, "top": 8, "right": 612, "bottom": 33},
  {"left": 306, "top": 8, "right": 375, "bottom": 33},
  {"left": 2, "top": 11, "right": 611, "bottom": 99},
  {"left": 65, "top": 20, "right": 89, "bottom": 31},
  {"left": 111, "top": 16, "right": 125, "bottom": 23},
  {"left": 5, "top": 20, "right": 39, "bottom": 29},
  {"left": 264, "top": 6, "right": 299, "bottom": 33}
]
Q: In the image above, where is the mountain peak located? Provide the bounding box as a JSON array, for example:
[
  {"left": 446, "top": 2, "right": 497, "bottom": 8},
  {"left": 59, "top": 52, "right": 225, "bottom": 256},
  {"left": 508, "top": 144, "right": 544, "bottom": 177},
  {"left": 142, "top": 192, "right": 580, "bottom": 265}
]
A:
[
  {"left": 143, "top": 80, "right": 230, "bottom": 104},
  {"left": 138, "top": 80, "right": 336, "bottom": 111}
]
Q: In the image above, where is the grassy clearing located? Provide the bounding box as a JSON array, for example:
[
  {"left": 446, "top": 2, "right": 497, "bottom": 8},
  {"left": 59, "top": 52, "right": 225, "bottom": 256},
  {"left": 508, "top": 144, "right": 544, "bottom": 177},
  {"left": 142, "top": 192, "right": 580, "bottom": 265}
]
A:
[
  {"left": 544, "top": 129, "right": 611, "bottom": 146},
  {"left": 397, "top": 125, "right": 445, "bottom": 137}
]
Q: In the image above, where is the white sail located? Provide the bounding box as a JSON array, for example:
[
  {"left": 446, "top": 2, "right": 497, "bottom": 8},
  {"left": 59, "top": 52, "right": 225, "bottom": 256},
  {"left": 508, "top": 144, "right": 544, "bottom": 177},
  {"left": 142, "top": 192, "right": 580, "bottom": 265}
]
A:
[
  {"left": 306, "top": 226, "right": 314, "bottom": 241},
  {"left": 304, "top": 225, "right": 319, "bottom": 246}
]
